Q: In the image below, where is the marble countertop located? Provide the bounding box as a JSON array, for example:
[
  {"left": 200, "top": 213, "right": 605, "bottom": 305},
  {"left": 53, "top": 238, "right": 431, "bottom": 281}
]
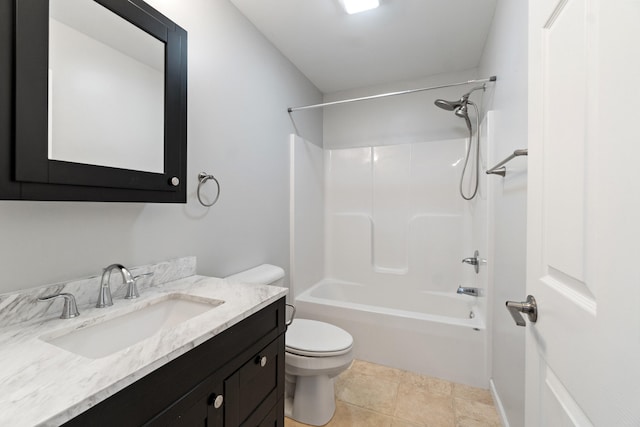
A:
[{"left": 0, "top": 275, "right": 287, "bottom": 426}]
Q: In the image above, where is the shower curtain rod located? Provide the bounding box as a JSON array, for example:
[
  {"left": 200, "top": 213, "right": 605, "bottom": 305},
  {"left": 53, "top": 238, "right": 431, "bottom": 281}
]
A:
[{"left": 287, "top": 76, "right": 497, "bottom": 113}]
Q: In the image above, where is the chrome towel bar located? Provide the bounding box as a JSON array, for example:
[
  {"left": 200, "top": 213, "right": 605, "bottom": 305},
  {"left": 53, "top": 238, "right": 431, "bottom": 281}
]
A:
[{"left": 486, "top": 148, "right": 528, "bottom": 177}]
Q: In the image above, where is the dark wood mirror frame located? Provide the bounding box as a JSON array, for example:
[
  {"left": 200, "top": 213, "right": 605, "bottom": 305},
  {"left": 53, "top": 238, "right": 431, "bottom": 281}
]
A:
[{"left": 0, "top": 0, "right": 187, "bottom": 202}]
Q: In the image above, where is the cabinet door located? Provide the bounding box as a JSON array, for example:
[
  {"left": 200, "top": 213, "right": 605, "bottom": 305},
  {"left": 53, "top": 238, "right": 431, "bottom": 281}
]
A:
[
  {"left": 205, "top": 389, "right": 225, "bottom": 427},
  {"left": 224, "top": 335, "right": 284, "bottom": 427}
]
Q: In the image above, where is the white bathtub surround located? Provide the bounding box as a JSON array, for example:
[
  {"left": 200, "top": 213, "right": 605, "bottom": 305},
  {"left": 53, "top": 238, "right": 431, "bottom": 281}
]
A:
[
  {"left": 322, "top": 137, "right": 489, "bottom": 386},
  {"left": 289, "top": 119, "right": 493, "bottom": 387},
  {"left": 0, "top": 262, "right": 287, "bottom": 426},
  {"left": 0, "top": 257, "right": 196, "bottom": 328},
  {"left": 296, "top": 280, "right": 486, "bottom": 387},
  {"left": 325, "top": 139, "right": 475, "bottom": 292}
]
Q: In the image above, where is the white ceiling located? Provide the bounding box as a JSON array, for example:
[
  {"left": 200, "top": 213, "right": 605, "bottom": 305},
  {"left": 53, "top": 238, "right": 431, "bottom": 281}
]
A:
[{"left": 229, "top": 0, "right": 498, "bottom": 93}]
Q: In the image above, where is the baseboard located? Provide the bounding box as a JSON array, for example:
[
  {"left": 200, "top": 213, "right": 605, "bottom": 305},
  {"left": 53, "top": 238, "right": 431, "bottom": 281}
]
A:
[{"left": 490, "top": 378, "right": 510, "bottom": 427}]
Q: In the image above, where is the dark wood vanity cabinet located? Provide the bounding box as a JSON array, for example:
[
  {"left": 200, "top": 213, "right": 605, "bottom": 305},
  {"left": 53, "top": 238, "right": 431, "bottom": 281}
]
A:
[{"left": 63, "top": 298, "right": 286, "bottom": 427}]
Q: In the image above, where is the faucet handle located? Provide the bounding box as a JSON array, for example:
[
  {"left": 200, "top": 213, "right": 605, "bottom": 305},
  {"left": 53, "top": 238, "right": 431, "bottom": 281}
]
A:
[
  {"left": 133, "top": 272, "right": 154, "bottom": 281},
  {"left": 38, "top": 293, "right": 80, "bottom": 319},
  {"left": 125, "top": 272, "right": 154, "bottom": 300}
]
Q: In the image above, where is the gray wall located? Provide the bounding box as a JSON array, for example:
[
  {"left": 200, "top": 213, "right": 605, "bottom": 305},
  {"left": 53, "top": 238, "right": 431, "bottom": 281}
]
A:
[
  {"left": 0, "top": 0, "right": 322, "bottom": 294},
  {"left": 478, "top": 0, "right": 528, "bottom": 425},
  {"left": 322, "top": 69, "right": 479, "bottom": 149}
]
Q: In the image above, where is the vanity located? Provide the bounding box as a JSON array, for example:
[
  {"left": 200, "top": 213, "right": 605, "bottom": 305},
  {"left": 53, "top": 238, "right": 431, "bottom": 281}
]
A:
[
  {"left": 0, "top": 258, "right": 288, "bottom": 426},
  {"left": 0, "top": 0, "right": 287, "bottom": 422},
  {"left": 64, "top": 298, "right": 286, "bottom": 427}
]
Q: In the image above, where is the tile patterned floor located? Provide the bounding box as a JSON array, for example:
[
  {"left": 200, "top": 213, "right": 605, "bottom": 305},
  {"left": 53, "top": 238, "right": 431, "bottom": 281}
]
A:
[{"left": 285, "top": 360, "right": 501, "bottom": 427}]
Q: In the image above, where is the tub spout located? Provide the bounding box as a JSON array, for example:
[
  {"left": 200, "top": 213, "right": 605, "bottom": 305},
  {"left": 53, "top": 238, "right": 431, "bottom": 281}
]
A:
[{"left": 457, "top": 286, "right": 481, "bottom": 297}]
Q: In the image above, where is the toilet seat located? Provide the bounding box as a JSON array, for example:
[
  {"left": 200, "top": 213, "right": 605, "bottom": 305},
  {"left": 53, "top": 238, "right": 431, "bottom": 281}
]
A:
[{"left": 286, "top": 319, "right": 353, "bottom": 357}]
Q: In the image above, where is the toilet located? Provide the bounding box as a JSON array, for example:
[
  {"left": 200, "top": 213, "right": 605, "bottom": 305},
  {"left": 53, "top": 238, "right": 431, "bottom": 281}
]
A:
[{"left": 225, "top": 265, "right": 354, "bottom": 426}]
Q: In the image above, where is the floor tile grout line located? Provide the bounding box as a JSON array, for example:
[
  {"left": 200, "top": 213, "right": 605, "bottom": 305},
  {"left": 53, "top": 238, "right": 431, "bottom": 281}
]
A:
[{"left": 335, "top": 397, "right": 398, "bottom": 419}]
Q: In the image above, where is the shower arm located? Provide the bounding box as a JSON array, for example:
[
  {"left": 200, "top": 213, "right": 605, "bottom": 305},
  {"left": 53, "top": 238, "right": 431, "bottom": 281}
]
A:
[{"left": 462, "top": 84, "right": 488, "bottom": 100}]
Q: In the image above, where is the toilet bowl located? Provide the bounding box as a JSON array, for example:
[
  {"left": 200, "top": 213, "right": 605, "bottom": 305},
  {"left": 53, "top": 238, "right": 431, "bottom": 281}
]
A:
[
  {"left": 285, "top": 318, "right": 353, "bottom": 426},
  {"left": 224, "top": 265, "right": 354, "bottom": 426}
]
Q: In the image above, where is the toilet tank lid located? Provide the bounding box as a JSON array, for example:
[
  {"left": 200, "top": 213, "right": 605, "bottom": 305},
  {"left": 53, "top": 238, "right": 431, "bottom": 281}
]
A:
[
  {"left": 286, "top": 319, "right": 353, "bottom": 354},
  {"left": 224, "top": 264, "right": 285, "bottom": 285}
]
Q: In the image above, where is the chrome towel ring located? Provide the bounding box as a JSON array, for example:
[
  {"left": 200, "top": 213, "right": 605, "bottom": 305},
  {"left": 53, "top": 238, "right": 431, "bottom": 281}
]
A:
[{"left": 197, "top": 172, "right": 220, "bottom": 207}]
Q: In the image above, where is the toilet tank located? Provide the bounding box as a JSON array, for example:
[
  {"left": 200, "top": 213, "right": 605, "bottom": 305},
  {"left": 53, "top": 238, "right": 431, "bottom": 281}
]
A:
[{"left": 224, "top": 264, "right": 285, "bottom": 287}]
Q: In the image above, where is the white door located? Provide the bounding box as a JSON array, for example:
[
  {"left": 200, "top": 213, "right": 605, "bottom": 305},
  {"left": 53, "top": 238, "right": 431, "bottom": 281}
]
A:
[{"left": 526, "top": 0, "right": 640, "bottom": 425}]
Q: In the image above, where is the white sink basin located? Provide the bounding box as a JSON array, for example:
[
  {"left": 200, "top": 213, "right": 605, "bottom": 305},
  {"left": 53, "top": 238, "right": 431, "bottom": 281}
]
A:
[{"left": 42, "top": 293, "right": 224, "bottom": 359}]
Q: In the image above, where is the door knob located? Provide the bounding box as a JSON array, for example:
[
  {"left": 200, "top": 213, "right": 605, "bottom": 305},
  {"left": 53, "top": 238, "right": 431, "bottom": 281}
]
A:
[{"left": 505, "top": 295, "right": 537, "bottom": 326}]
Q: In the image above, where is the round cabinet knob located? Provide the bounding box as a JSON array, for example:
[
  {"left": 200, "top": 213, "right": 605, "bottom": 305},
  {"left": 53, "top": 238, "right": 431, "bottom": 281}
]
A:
[
  {"left": 169, "top": 176, "right": 180, "bottom": 187},
  {"left": 256, "top": 355, "right": 267, "bottom": 367},
  {"left": 208, "top": 393, "right": 224, "bottom": 409}
]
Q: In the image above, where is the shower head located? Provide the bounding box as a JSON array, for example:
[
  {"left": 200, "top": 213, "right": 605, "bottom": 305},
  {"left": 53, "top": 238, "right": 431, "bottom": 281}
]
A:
[
  {"left": 434, "top": 98, "right": 461, "bottom": 111},
  {"left": 434, "top": 84, "right": 486, "bottom": 112},
  {"left": 434, "top": 94, "right": 472, "bottom": 131}
]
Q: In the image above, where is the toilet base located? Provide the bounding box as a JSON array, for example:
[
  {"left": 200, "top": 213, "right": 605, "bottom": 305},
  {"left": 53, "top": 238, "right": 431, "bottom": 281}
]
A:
[{"left": 286, "top": 374, "right": 336, "bottom": 426}]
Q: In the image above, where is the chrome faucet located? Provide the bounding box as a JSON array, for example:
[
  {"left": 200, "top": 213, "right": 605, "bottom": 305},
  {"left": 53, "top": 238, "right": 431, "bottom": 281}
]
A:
[
  {"left": 457, "top": 286, "right": 481, "bottom": 297},
  {"left": 96, "top": 264, "right": 135, "bottom": 308}
]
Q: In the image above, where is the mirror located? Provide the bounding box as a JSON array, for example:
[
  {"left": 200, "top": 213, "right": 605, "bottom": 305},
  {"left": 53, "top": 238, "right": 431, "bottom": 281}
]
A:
[
  {"left": 48, "top": 0, "right": 165, "bottom": 173},
  {"left": 7, "top": 0, "right": 187, "bottom": 202}
]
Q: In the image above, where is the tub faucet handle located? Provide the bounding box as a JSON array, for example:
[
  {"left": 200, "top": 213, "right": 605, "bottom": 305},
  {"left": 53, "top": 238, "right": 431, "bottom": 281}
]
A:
[{"left": 462, "top": 250, "right": 483, "bottom": 274}]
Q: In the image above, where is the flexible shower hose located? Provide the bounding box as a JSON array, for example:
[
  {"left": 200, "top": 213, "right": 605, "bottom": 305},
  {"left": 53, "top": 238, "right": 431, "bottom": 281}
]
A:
[{"left": 459, "top": 102, "right": 480, "bottom": 200}]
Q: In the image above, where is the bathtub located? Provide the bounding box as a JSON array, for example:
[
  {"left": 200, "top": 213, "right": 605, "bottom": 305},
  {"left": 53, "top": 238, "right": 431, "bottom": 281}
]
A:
[{"left": 294, "top": 279, "right": 488, "bottom": 387}]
